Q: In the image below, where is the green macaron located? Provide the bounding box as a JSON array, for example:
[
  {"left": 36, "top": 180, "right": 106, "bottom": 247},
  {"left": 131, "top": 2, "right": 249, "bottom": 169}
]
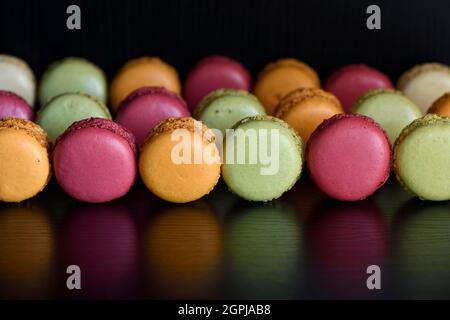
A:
[
  {"left": 36, "top": 93, "right": 111, "bottom": 143},
  {"left": 222, "top": 115, "right": 303, "bottom": 201},
  {"left": 38, "top": 57, "right": 107, "bottom": 106},
  {"left": 393, "top": 114, "right": 450, "bottom": 201},
  {"left": 194, "top": 89, "right": 266, "bottom": 135},
  {"left": 352, "top": 89, "right": 423, "bottom": 144}
]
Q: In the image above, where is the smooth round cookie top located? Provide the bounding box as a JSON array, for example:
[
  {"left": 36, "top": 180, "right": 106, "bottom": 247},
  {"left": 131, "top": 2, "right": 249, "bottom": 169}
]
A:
[
  {"left": 53, "top": 118, "right": 137, "bottom": 203},
  {"left": 307, "top": 114, "right": 391, "bottom": 201},
  {"left": 352, "top": 89, "right": 423, "bottom": 144},
  {"left": 38, "top": 57, "right": 107, "bottom": 106},
  {"left": 428, "top": 92, "right": 450, "bottom": 117},
  {"left": 253, "top": 58, "right": 320, "bottom": 114},
  {"left": 0, "top": 90, "right": 34, "bottom": 121},
  {"left": 221, "top": 116, "right": 303, "bottom": 201},
  {"left": 394, "top": 114, "right": 450, "bottom": 201},
  {"left": 398, "top": 63, "right": 450, "bottom": 113},
  {"left": 325, "top": 64, "right": 393, "bottom": 112},
  {"left": 37, "top": 93, "right": 111, "bottom": 143},
  {"left": 0, "top": 55, "right": 36, "bottom": 106},
  {"left": 274, "top": 88, "right": 343, "bottom": 143},
  {"left": 110, "top": 57, "right": 181, "bottom": 111},
  {"left": 194, "top": 89, "right": 266, "bottom": 135},
  {"left": 139, "top": 117, "right": 221, "bottom": 203},
  {"left": 0, "top": 118, "right": 51, "bottom": 202},
  {"left": 184, "top": 55, "right": 252, "bottom": 110},
  {"left": 115, "top": 87, "right": 190, "bottom": 146}
]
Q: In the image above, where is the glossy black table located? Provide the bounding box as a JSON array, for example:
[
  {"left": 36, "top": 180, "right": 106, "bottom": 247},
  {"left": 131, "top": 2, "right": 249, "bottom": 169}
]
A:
[{"left": 1, "top": 175, "right": 449, "bottom": 300}]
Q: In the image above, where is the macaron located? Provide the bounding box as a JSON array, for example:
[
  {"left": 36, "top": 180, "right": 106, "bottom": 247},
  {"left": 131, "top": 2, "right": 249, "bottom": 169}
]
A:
[
  {"left": 352, "top": 89, "right": 423, "bottom": 144},
  {"left": 115, "top": 87, "right": 190, "bottom": 146},
  {"left": 307, "top": 114, "right": 391, "bottom": 201},
  {"left": 53, "top": 118, "right": 137, "bottom": 203},
  {"left": 0, "top": 118, "right": 51, "bottom": 202},
  {"left": 139, "top": 117, "right": 221, "bottom": 203},
  {"left": 274, "top": 88, "right": 343, "bottom": 143},
  {"left": 194, "top": 89, "right": 266, "bottom": 135},
  {"left": 0, "top": 55, "right": 36, "bottom": 106},
  {"left": 428, "top": 92, "right": 450, "bottom": 117},
  {"left": 37, "top": 93, "right": 112, "bottom": 143},
  {"left": 221, "top": 116, "right": 303, "bottom": 201},
  {"left": 110, "top": 57, "right": 181, "bottom": 112},
  {"left": 253, "top": 58, "right": 320, "bottom": 114},
  {"left": 397, "top": 63, "right": 450, "bottom": 113},
  {"left": 0, "top": 90, "right": 34, "bottom": 121},
  {"left": 325, "top": 64, "right": 393, "bottom": 112},
  {"left": 393, "top": 114, "right": 450, "bottom": 201},
  {"left": 38, "top": 57, "right": 107, "bottom": 106},
  {"left": 184, "top": 55, "right": 252, "bottom": 110}
]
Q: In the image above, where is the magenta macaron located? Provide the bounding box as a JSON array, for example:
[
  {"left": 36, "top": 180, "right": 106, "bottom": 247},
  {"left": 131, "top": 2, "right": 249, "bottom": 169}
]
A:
[
  {"left": 115, "top": 86, "right": 190, "bottom": 146},
  {"left": 325, "top": 64, "right": 393, "bottom": 112},
  {"left": 0, "top": 90, "right": 34, "bottom": 121},
  {"left": 184, "top": 55, "right": 252, "bottom": 110},
  {"left": 307, "top": 114, "right": 391, "bottom": 201},
  {"left": 53, "top": 118, "right": 137, "bottom": 203}
]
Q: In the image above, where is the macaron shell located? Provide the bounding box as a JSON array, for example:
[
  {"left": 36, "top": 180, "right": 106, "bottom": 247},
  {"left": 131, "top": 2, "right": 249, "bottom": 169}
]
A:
[
  {"left": 307, "top": 114, "right": 391, "bottom": 201},
  {"left": 54, "top": 126, "right": 137, "bottom": 203},
  {"left": 325, "top": 64, "right": 393, "bottom": 112},
  {"left": 253, "top": 59, "right": 320, "bottom": 114},
  {"left": 0, "top": 129, "right": 50, "bottom": 202},
  {"left": 275, "top": 88, "right": 343, "bottom": 143},
  {"left": 0, "top": 91, "right": 34, "bottom": 121},
  {"left": 139, "top": 130, "right": 221, "bottom": 203},
  {"left": 37, "top": 93, "right": 112, "bottom": 143},
  {"left": 428, "top": 92, "right": 450, "bottom": 117},
  {"left": 184, "top": 55, "right": 251, "bottom": 109},
  {"left": 195, "top": 89, "right": 266, "bottom": 134},
  {"left": 115, "top": 87, "right": 190, "bottom": 146},
  {"left": 221, "top": 116, "right": 303, "bottom": 201},
  {"left": 394, "top": 115, "right": 450, "bottom": 201},
  {"left": 398, "top": 63, "right": 450, "bottom": 113},
  {"left": 110, "top": 57, "right": 181, "bottom": 111},
  {"left": 0, "top": 55, "right": 36, "bottom": 106},
  {"left": 38, "top": 57, "right": 107, "bottom": 106},
  {"left": 353, "top": 90, "right": 423, "bottom": 144}
]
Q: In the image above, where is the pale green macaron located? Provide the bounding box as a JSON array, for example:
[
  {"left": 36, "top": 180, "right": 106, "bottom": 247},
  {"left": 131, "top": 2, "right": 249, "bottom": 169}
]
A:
[
  {"left": 36, "top": 93, "right": 111, "bottom": 143},
  {"left": 393, "top": 114, "right": 450, "bottom": 201},
  {"left": 194, "top": 89, "right": 266, "bottom": 135},
  {"left": 352, "top": 89, "right": 423, "bottom": 144},
  {"left": 222, "top": 115, "right": 303, "bottom": 201},
  {"left": 38, "top": 57, "right": 107, "bottom": 106}
]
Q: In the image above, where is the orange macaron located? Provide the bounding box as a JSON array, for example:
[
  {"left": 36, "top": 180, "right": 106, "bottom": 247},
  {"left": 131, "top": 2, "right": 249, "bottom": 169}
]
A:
[
  {"left": 110, "top": 57, "right": 181, "bottom": 112},
  {"left": 428, "top": 92, "right": 450, "bottom": 117},
  {"left": 274, "top": 88, "right": 343, "bottom": 143},
  {"left": 139, "top": 117, "right": 221, "bottom": 203},
  {"left": 253, "top": 58, "right": 320, "bottom": 114},
  {"left": 0, "top": 118, "right": 51, "bottom": 202}
]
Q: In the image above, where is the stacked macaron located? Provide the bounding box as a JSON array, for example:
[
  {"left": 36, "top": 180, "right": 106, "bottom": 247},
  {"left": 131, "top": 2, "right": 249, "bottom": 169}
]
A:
[{"left": 0, "top": 54, "right": 450, "bottom": 204}]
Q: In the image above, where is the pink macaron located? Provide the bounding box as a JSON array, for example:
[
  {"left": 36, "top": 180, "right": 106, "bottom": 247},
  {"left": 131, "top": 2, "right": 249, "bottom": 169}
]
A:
[
  {"left": 307, "top": 114, "right": 391, "bottom": 201},
  {"left": 184, "top": 55, "right": 252, "bottom": 110},
  {"left": 0, "top": 90, "right": 34, "bottom": 121},
  {"left": 115, "top": 86, "right": 190, "bottom": 146},
  {"left": 53, "top": 118, "right": 137, "bottom": 203},
  {"left": 325, "top": 64, "right": 393, "bottom": 112}
]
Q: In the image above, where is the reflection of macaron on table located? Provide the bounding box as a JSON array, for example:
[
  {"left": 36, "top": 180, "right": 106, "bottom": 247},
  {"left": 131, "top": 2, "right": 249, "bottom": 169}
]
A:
[
  {"left": 0, "top": 90, "right": 34, "bottom": 121},
  {"left": 0, "top": 118, "right": 51, "bottom": 202},
  {"left": 38, "top": 57, "right": 107, "bottom": 106},
  {"left": 184, "top": 55, "right": 252, "bottom": 110},
  {"left": 0, "top": 54, "right": 36, "bottom": 106},
  {"left": 53, "top": 118, "right": 137, "bottom": 203},
  {"left": 115, "top": 86, "right": 190, "bottom": 146}
]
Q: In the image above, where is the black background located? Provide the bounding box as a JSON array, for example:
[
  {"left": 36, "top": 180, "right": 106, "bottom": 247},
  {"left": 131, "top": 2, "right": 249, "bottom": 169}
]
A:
[{"left": 1, "top": 0, "right": 450, "bottom": 84}]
